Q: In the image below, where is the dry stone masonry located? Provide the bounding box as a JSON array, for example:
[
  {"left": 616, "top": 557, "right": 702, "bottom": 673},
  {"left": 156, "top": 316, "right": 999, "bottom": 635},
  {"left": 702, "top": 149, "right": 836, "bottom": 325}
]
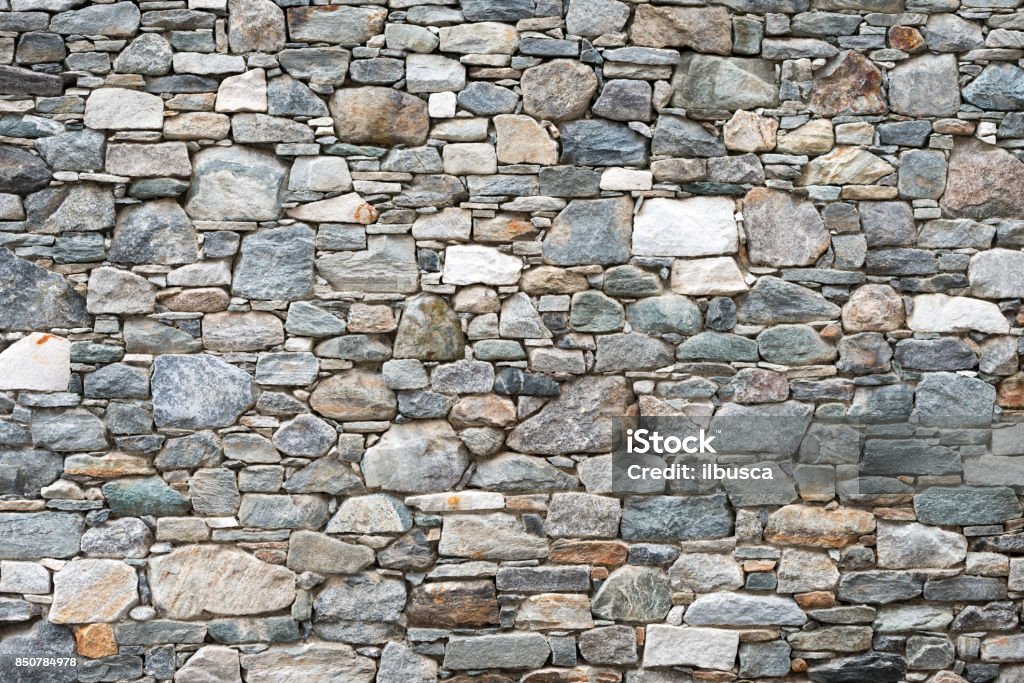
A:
[{"left": 3, "top": 0, "right": 1024, "bottom": 681}]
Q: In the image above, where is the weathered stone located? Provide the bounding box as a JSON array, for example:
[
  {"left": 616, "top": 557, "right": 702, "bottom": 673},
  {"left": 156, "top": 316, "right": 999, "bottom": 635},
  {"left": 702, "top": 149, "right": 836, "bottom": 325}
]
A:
[
  {"left": 915, "top": 486, "right": 1022, "bottom": 526},
  {"left": 152, "top": 355, "right": 254, "bottom": 429},
  {"left": 330, "top": 86, "right": 428, "bottom": 146},
  {"left": 630, "top": 6, "right": 731, "bottom": 54},
  {"left": 942, "top": 139, "right": 1024, "bottom": 219},
  {"left": 228, "top": 0, "right": 285, "bottom": 53},
  {"left": 317, "top": 235, "right": 419, "bottom": 294},
  {"left": 671, "top": 54, "right": 778, "bottom": 112},
  {"left": 888, "top": 54, "right": 960, "bottom": 117},
  {"left": 810, "top": 50, "right": 886, "bottom": 116},
  {"left": 50, "top": 560, "right": 137, "bottom": 624},
  {"left": 908, "top": 293, "right": 1009, "bottom": 334},
  {"left": 799, "top": 146, "right": 894, "bottom": 185},
  {"left": 765, "top": 505, "right": 875, "bottom": 547},
  {"left": 186, "top": 146, "right": 287, "bottom": 221},
  {"left": 241, "top": 642, "right": 375, "bottom": 683},
  {"left": 507, "top": 376, "right": 632, "bottom": 454},
  {"left": 544, "top": 196, "right": 633, "bottom": 266},
  {"left": 591, "top": 566, "right": 672, "bottom": 621},
  {"left": 744, "top": 188, "right": 828, "bottom": 267},
  {"left": 149, "top": 545, "right": 294, "bottom": 619},
  {"left": 723, "top": 110, "right": 778, "bottom": 152},
  {"left": 0, "top": 332, "right": 70, "bottom": 391},
  {"left": 50, "top": 2, "right": 140, "bottom": 37},
  {"left": 521, "top": 59, "right": 597, "bottom": 122},
  {"left": 109, "top": 200, "right": 197, "bottom": 266},
  {"left": 444, "top": 633, "right": 549, "bottom": 671},
  {"left": 685, "top": 593, "right": 807, "bottom": 626},
  {"left": 439, "top": 513, "right": 547, "bottom": 560},
  {"left": 842, "top": 284, "right": 904, "bottom": 332},
  {"left": 737, "top": 276, "right": 841, "bottom": 324},
  {"left": 362, "top": 420, "right": 469, "bottom": 493},
  {"left": 558, "top": 120, "right": 648, "bottom": 167},
  {"left": 633, "top": 196, "right": 736, "bottom": 257},
  {"left": 0, "top": 512, "right": 83, "bottom": 560},
  {"left": 286, "top": 6, "right": 386, "bottom": 46}
]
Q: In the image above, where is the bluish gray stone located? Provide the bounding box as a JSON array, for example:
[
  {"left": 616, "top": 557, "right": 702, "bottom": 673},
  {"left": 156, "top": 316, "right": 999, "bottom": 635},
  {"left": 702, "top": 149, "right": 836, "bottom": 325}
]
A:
[
  {"left": 757, "top": 324, "right": 837, "bottom": 365},
  {"left": 457, "top": 82, "right": 518, "bottom": 115},
  {"left": 152, "top": 355, "right": 255, "bottom": 429},
  {"left": 110, "top": 200, "right": 198, "bottom": 266},
  {"left": 677, "top": 331, "right": 759, "bottom": 362},
  {"left": 621, "top": 494, "right": 731, "bottom": 541},
  {"left": 914, "top": 486, "right": 1022, "bottom": 526},
  {"left": 102, "top": 477, "right": 191, "bottom": 518},
  {"left": 558, "top": 120, "right": 648, "bottom": 166},
  {"left": 0, "top": 449, "right": 62, "bottom": 497},
  {"left": 32, "top": 410, "right": 107, "bottom": 452},
  {"left": 626, "top": 295, "right": 701, "bottom": 335},
  {"left": 736, "top": 277, "right": 841, "bottom": 324},
  {"left": 915, "top": 372, "right": 994, "bottom": 428},
  {"left": 652, "top": 114, "right": 725, "bottom": 157},
  {"left": 544, "top": 196, "right": 633, "bottom": 266}
]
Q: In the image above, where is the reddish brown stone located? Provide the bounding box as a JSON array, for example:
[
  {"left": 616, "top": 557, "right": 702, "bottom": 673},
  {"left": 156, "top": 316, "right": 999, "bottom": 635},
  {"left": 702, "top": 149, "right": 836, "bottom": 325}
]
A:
[
  {"left": 998, "top": 373, "right": 1024, "bottom": 408},
  {"left": 942, "top": 138, "right": 1024, "bottom": 219},
  {"left": 74, "top": 623, "right": 117, "bottom": 659},
  {"left": 549, "top": 540, "right": 628, "bottom": 566},
  {"left": 809, "top": 51, "right": 887, "bottom": 117},
  {"left": 795, "top": 591, "right": 836, "bottom": 609},
  {"left": 764, "top": 505, "right": 876, "bottom": 548},
  {"left": 407, "top": 580, "right": 499, "bottom": 628},
  {"left": 888, "top": 26, "right": 925, "bottom": 52},
  {"left": 474, "top": 214, "right": 538, "bottom": 242}
]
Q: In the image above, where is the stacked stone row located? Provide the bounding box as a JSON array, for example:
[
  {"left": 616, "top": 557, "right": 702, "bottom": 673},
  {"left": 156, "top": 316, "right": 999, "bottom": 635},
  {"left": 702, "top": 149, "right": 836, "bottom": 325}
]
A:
[{"left": 4, "top": 0, "right": 1024, "bottom": 681}]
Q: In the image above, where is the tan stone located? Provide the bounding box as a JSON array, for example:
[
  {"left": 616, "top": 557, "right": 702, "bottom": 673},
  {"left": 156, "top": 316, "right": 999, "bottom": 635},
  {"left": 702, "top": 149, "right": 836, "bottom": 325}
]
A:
[
  {"left": 449, "top": 395, "right": 517, "bottom": 429},
  {"left": 329, "top": 86, "right": 429, "bottom": 146},
  {"left": 203, "top": 312, "right": 284, "bottom": 352},
  {"left": 629, "top": 5, "right": 731, "bottom": 54},
  {"left": 50, "top": 560, "right": 139, "bottom": 624},
  {"left": 776, "top": 119, "right": 834, "bottom": 156},
  {"left": 73, "top": 623, "right": 118, "bottom": 659},
  {"left": 799, "top": 146, "right": 894, "bottom": 185},
  {"left": 148, "top": 544, "right": 295, "bottom": 619},
  {"left": 241, "top": 643, "right": 375, "bottom": 683},
  {"left": 549, "top": 540, "right": 628, "bottom": 566},
  {"left": 764, "top": 505, "right": 875, "bottom": 548},
  {"left": 309, "top": 369, "right": 397, "bottom": 421},
  {"left": 348, "top": 303, "right": 396, "bottom": 333},
  {"left": 671, "top": 257, "right": 748, "bottom": 296},
  {"left": 520, "top": 266, "right": 590, "bottom": 295},
  {"left": 63, "top": 453, "right": 155, "bottom": 478},
  {"left": 841, "top": 284, "right": 905, "bottom": 332},
  {"left": 723, "top": 110, "right": 778, "bottom": 153},
  {"left": 286, "top": 192, "right": 378, "bottom": 224},
  {"left": 515, "top": 594, "right": 594, "bottom": 630},
  {"left": 162, "top": 288, "right": 230, "bottom": 312}
]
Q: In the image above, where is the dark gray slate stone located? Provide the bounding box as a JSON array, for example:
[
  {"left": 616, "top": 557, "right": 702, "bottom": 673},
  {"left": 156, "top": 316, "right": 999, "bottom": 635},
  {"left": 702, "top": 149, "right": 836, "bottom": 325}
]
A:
[
  {"left": 914, "top": 486, "right": 1022, "bottom": 526},
  {"left": 0, "top": 450, "right": 62, "bottom": 497},
  {"left": 267, "top": 75, "right": 330, "bottom": 117},
  {"left": 457, "top": 82, "right": 518, "bottom": 115},
  {"left": 651, "top": 114, "right": 725, "bottom": 157},
  {"left": 494, "top": 367, "right": 560, "bottom": 397},
  {"left": 924, "top": 576, "right": 1007, "bottom": 602},
  {"left": 0, "top": 144, "right": 50, "bottom": 193},
  {"left": 558, "top": 120, "right": 648, "bottom": 166},
  {"left": 621, "top": 494, "right": 731, "bottom": 541},
  {"left": 50, "top": 2, "right": 141, "bottom": 36},
  {"left": 152, "top": 355, "right": 255, "bottom": 429},
  {"left": 837, "top": 571, "right": 923, "bottom": 604},
  {"left": 0, "top": 512, "right": 83, "bottom": 560},
  {"left": 84, "top": 363, "right": 150, "bottom": 399},
  {"left": 740, "top": 641, "right": 792, "bottom": 678},
  {"left": 32, "top": 410, "right": 107, "bottom": 452},
  {"left": 460, "top": 0, "right": 535, "bottom": 21},
  {"left": 915, "top": 372, "right": 995, "bottom": 428},
  {"left": 35, "top": 129, "right": 105, "bottom": 172},
  {"left": 964, "top": 63, "right": 1024, "bottom": 111},
  {"left": 736, "top": 276, "right": 841, "bottom": 324},
  {"left": 0, "top": 619, "right": 77, "bottom": 682},
  {"left": 807, "top": 653, "right": 906, "bottom": 683},
  {"left": 544, "top": 196, "right": 633, "bottom": 266},
  {"left": 861, "top": 440, "right": 961, "bottom": 476},
  {"left": 233, "top": 226, "right": 316, "bottom": 301},
  {"left": 0, "top": 64, "right": 63, "bottom": 97},
  {"left": 894, "top": 338, "right": 976, "bottom": 371},
  {"left": 677, "top": 331, "right": 759, "bottom": 362}
]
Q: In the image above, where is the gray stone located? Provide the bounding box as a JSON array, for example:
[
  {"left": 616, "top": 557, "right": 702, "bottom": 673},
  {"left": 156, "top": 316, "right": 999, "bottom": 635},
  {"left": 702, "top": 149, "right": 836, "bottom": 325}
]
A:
[
  {"left": 377, "top": 642, "right": 437, "bottom": 683},
  {"left": 621, "top": 494, "right": 731, "bottom": 541},
  {"left": 470, "top": 452, "right": 576, "bottom": 492},
  {"left": 457, "top": 81, "right": 518, "bottom": 116},
  {"left": 888, "top": 54, "right": 960, "bottom": 117},
  {"left": 152, "top": 355, "right": 254, "bottom": 429},
  {"left": 837, "top": 571, "right": 923, "bottom": 604},
  {"left": 915, "top": 372, "right": 994, "bottom": 428},
  {"left": 238, "top": 494, "right": 329, "bottom": 529},
  {"left": 757, "top": 325, "right": 837, "bottom": 365},
  {"left": 273, "top": 415, "right": 335, "bottom": 458},
  {"left": 110, "top": 200, "right": 198, "bottom": 266},
  {"left": 744, "top": 188, "right": 828, "bottom": 267},
  {"left": 330, "top": 86, "right": 428, "bottom": 147},
  {"left": 286, "top": 6, "right": 386, "bottom": 46},
  {"left": 267, "top": 76, "right": 329, "bottom": 117},
  {"left": 671, "top": 54, "right": 778, "bottom": 112},
  {"left": 926, "top": 13, "right": 983, "bottom": 52},
  {"left": 81, "top": 518, "right": 152, "bottom": 559},
  {"left": 32, "top": 410, "right": 107, "bottom": 452},
  {"left": 558, "top": 120, "right": 648, "bottom": 167},
  {"left": 0, "top": 248, "right": 89, "bottom": 330},
  {"left": 362, "top": 420, "right": 469, "bottom": 493},
  {"left": 593, "top": 79, "right": 652, "bottom": 122},
  {"left": 685, "top": 593, "right": 807, "bottom": 626},
  {"left": 438, "top": 513, "right": 548, "bottom": 560},
  {"left": 860, "top": 201, "right": 915, "bottom": 248},
  {"left": 317, "top": 235, "right": 419, "bottom": 294},
  {"left": 544, "top": 196, "right": 633, "bottom": 266},
  {"left": 443, "top": 633, "right": 549, "bottom": 670},
  {"left": 915, "top": 486, "right": 1022, "bottom": 526},
  {"left": 35, "top": 129, "right": 106, "bottom": 172},
  {"left": 737, "top": 276, "right": 841, "bottom": 324},
  {"left": 899, "top": 150, "right": 947, "bottom": 200},
  {"left": 0, "top": 620, "right": 76, "bottom": 682},
  {"left": 50, "top": 2, "right": 140, "bottom": 37},
  {"left": 393, "top": 293, "right": 465, "bottom": 361},
  {"left": 279, "top": 47, "right": 351, "bottom": 87},
  {"left": 103, "top": 476, "right": 191, "bottom": 518},
  {"left": 592, "top": 566, "right": 672, "bottom": 621},
  {"left": 651, "top": 114, "right": 725, "bottom": 157},
  {"left": 186, "top": 146, "right": 287, "bottom": 221},
  {"left": 895, "top": 338, "right": 976, "bottom": 371},
  {"left": 0, "top": 450, "right": 61, "bottom": 498},
  {"left": 678, "top": 332, "right": 759, "bottom": 362},
  {"left": 0, "top": 144, "right": 50, "bottom": 194},
  {"left": 233, "top": 226, "right": 315, "bottom": 301},
  {"left": 228, "top": 0, "right": 286, "bottom": 53},
  {"left": 595, "top": 332, "right": 674, "bottom": 372},
  {"left": 0, "top": 512, "right": 82, "bottom": 560},
  {"left": 286, "top": 302, "right": 346, "bottom": 337},
  {"left": 114, "top": 33, "right": 171, "bottom": 75},
  {"left": 627, "top": 295, "right": 701, "bottom": 335}
]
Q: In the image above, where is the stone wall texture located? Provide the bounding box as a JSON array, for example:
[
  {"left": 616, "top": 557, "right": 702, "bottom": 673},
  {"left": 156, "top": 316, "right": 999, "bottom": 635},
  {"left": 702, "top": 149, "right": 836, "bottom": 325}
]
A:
[{"left": 5, "top": 0, "right": 1024, "bottom": 681}]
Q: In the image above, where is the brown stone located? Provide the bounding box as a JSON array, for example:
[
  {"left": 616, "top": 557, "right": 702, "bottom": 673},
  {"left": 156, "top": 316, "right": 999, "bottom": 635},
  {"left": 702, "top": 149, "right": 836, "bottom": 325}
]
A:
[
  {"left": 841, "top": 284, "right": 905, "bottom": 333},
  {"left": 549, "top": 539, "right": 629, "bottom": 566},
  {"left": 998, "top": 373, "right": 1024, "bottom": 408},
  {"left": 162, "top": 288, "right": 230, "bottom": 312},
  {"left": 74, "top": 623, "right": 118, "bottom": 659},
  {"left": 329, "top": 86, "right": 429, "bottom": 146},
  {"left": 474, "top": 214, "right": 538, "bottom": 242},
  {"left": 888, "top": 26, "right": 925, "bottom": 52},
  {"left": 724, "top": 368, "right": 789, "bottom": 404},
  {"left": 941, "top": 138, "right": 1024, "bottom": 219},
  {"left": 63, "top": 453, "right": 154, "bottom": 478},
  {"left": 407, "top": 580, "right": 499, "bottom": 628},
  {"left": 629, "top": 6, "right": 731, "bottom": 55},
  {"left": 521, "top": 670, "right": 589, "bottom": 683},
  {"left": 799, "top": 146, "right": 894, "bottom": 186},
  {"left": 228, "top": 0, "right": 286, "bottom": 53},
  {"left": 810, "top": 51, "right": 887, "bottom": 117},
  {"left": 449, "top": 395, "right": 517, "bottom": 429},
  {"left": 520, "top": 266, "right": 590, "bottom": 295},
  {"left": 309, "top": 370, "right": 397, "bottom": 421},
  {"left": 448, "top": 676, "right": 516, "bottom": 683},
  {"left": 794, "top": 591, "right": 836, "bottom": 609},
  {"left": 764, "top": 505, "right": 876, "bottom": 548}
]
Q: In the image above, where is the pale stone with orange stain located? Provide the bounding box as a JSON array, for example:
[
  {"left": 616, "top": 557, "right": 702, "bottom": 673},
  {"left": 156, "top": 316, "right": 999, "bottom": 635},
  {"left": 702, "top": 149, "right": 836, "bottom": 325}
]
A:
[
  {"left": 549, "top": 540, "right": 629, "bottom": 566},
  {"left": 50, "top": 559, "right": 139, "bottom": 624},
  {"left": 0, "top": 332, "right": 71, "bottom": 391},
  {"left": 73, "top": 623, "right": 118, "bottom": 659},
  {"left": 764, "top": 505, "right": 875, "bottom": 548},
  {"left": 286, "top": 192, "right": 378, "bottom": 224}
]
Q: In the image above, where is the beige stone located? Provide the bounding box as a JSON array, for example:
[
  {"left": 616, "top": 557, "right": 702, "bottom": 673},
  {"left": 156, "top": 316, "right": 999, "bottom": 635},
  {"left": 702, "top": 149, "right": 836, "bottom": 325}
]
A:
[
  {"left": 671, "top": 257, "right": 748, "bottom": 296},
  {"left": 494, "top": 115, "right": 557, "bottom": 165},
  {"left": 50, "top": 559, "right": 138, "bottom": 624},
  {"left": 286, "top": 193, "right": 378, "bottom": 224},
  {"left": 841, "top": 284, "right": 905, "bottom": 332},
  {"left": 723, "top": 110, "right": 778, "bottom": 152},
  {"left": 799, "top": 146, "right": 894, "bottom": 185},
  {"left": 776, "top": 119, "right": 834, "bottom": 155}
]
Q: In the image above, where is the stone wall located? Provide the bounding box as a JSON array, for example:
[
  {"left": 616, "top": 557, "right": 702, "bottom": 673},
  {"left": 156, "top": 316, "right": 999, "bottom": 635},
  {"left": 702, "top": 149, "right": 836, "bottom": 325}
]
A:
[{"left": 3, "top": 0, "right": 1024, "bottom": 681}]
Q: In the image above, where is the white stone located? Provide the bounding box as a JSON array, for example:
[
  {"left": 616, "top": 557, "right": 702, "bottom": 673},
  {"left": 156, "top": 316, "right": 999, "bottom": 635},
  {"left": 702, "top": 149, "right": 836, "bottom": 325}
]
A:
[
  {"left": 166, "top": 260, "right": 233, "bottom": 287},
  {"left": 429, "top": 92, "right": 457, "bottom": 118},
  {"left": 442, "top": 143, "right": 497, "bottom": 176},
  {"left": 288, "top": 156, "right": 352, "bottom": 193},
  {"left": 50, "top": 559, "right": 138, "bottom": 623},
  {"left": 286, "top": 193, "right": 378, "bottom": 224},
  {"left": 908, "top": 294, "right": 1009, "bottom": 334},
  {"left": 643, "top": 625, "right": 740, "bottom": 670},
  {"left": 601, "top": 168, "right": 653, "bottom": 191},
  {"left": 216, "top": 69, "right": 268, "bottom": 113},
  {"left": 969, "top": 248, "right": 1024, "bottom": 299},
  {"left": 0, "top": 333, "right": 70, "bottom": 392},
  {"left": 173, "top": 52, "right": 246, "bottom": 76},
  {"left": 86, "top": 267, "right": 156, "bottom": 315},
  {"left": 405, "top": 491, "right": 505, "bottom": 511},
  {"left": 406, "top": 54, "right": 466, "bottom": 93},
  {"left": 412, "top": 208, "right": 472, "bottom": 240},
  {"left": 876, "top": 521, "right": 967, "bottom": 569},
  {"left": 443, "top": 245, "right": 522, "bottom": 285},
  {"left": 633, "top": 197, "right": 738, "bottom": 257},
  {"left": 0, "top": 561, "right": 50, "bottom": 594},
  {"left": 671, "top": 257, "right": 749, "bottom": 296},
  {"left": 84, "top": 88, "right": 164, "bottom": 130}
]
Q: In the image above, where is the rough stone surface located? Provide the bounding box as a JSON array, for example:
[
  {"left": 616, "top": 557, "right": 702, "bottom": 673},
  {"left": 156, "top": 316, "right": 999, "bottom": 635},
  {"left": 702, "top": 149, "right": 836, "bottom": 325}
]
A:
[{"left": 3, "top": 2, "right": 1024, "bottom": 680}]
